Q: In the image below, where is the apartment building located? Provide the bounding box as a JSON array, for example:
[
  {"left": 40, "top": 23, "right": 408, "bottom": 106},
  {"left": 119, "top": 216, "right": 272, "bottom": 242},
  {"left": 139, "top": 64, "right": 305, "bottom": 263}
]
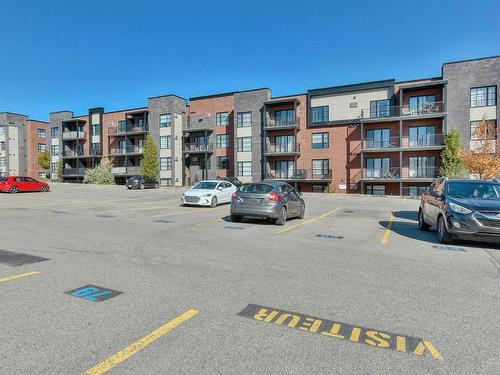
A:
[{"left": 0, "top": 112, "right": 49, "bottom": 179}]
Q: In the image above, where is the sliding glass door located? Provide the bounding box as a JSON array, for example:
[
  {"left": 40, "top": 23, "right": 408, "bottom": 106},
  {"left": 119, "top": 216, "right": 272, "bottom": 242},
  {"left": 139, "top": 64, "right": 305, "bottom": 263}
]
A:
[{"left": 409, "top": 126, "right": 436, "bottom": 147}]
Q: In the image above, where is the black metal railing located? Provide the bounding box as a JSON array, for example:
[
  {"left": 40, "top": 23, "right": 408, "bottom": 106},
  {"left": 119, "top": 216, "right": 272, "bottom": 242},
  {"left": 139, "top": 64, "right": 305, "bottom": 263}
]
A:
[
  {"left": 183, "top": 143, "right": 214, "bottom": 152},
  {"left": 266, "top": 168, "right": 332, "bottom": 181}
]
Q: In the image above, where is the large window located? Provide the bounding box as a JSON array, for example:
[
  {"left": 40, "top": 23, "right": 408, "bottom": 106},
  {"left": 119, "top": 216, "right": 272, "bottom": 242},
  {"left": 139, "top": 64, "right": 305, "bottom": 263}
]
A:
[
  {"left": 366, "top": 185, "right": 386, "bottom": 195},
  {"left": 92, "top": 124, "right": 101, "bottom": 135},
  {"left": 160, "top": 135, "right": 171, "bottom": 149},
  {"left": 312, "top": 133, "right": 329, "bottom": 149},
  {"left": 216, "top": 112, "right": 229, "bottom": 126},
  {"left": 50, "top": 127, "right": 59, "bottom": 138},
  {"left": 275, "top": 160, "right": 295, "bottom": 178},
  {"left": 274, "top": 109, "right": 295, "bottom": 126},
  {"left": 91, "top": 143, "right": 101, "bottom": 155},
  {"left": 311, "top": 106, "right": 329, "bottom": 123},
  {"left": 51, "top": 145, "right": 59, "bottom": 155},
  {"left": 409, "top": 95, "right": 436, "bottom": 114},
  {"left": 217, "top": 156, "right": 229, "bottom": 169},
  {"left": 37, "top": 128, "right": 46, "bottom": 138},
  {"left": 312, "top": 159, "right": 329, "bottom": 176},
  {"left": 370, "top": 99, "right": 391, "bottom": 118},
  {"left": 366, "top": 129, "right": 391, "bottom": 149},
  {"left": 471, "top": 86, "right": 496, "bottom": 107},
  {"left": 470, "top": 120, "right": 497, "bottom": 140},
  {"left": 408, "top": 126, "right": 436, "bottom": 147},
  {"left": 366, "top": 157, "right": 391, "bottom": 178},
  {"left": 409, "top": 156, "right": 436, "bottom": 178},
  {"left": 237, "top": 162, "right": 252, "bottom": 176},
  {"left": 160, "top": 157, "right": 172, "bottom": 171},
  {"left": 237, "top": 137, "right": 252, "bottom": 152},
  {"left": 160, "top": 178, "right": 172, "bottom": 186},
  {"left": 160, "top": 113, "right": 171, "bottom": 128},
  {"left": 0, "top": 142, "right": 5, "bottom": 151},
  {"left": 216, "top": 134, "right": 229, "bottom": 148},
  {"left": 275, "top": 135, "right": 296, "bottom": 152},
  {"left": 38, "top": 143, "right": 46, "bottom": 152},
  {"left": 237, "top": 112, "right": 252, "bottom": 127}
]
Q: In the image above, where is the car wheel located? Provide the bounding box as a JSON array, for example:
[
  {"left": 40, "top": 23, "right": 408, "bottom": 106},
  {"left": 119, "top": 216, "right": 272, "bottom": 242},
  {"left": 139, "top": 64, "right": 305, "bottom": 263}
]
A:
[
  {"left": 298, "top": 204, "right": 305, "bottom": 219},
  {"left": 437, "top": 215, "right": 453, "bottom": 244},
  {"left": 275, "top": 207, "right": 287, "bottom": 226},
  {"left": 211, "top": 196, "right": 218, "bottom": 207},
  {"left": 140, "top": 183, "right": 145, "bottom": 190},
  {"left": 10, "top": 186, "right": 18, "bottom": 194},
  {"left": 40, "top": 185, "right": 48, "bottom": 192},
  {"left": 418, "top": 209, "right": 430, "bottom": 231},
  {"left": 231, "top": 215, "right": 242, "bottom": 222},
  {"left": 154, "top": 183, "right": 159, "bottom": 189}
]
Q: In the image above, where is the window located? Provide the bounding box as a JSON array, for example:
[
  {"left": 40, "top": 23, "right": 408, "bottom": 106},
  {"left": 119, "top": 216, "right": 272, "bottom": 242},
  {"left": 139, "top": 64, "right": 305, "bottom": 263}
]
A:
[
  {"left": 237, "top": 112, "right": 252, "bottom": 127},
  {"left": 366, "top": 157, "right": 391, "bottom": 178},
  {"left": 160, "top": 136, "right": 171, "bottom": 149},
  {"left": 216, "top": 112, "right": 229, "bottom": 126},
  {"left": 275, "top": 160, "right": 295, "bottom": 178},
  {"left": 366, "top": 129, "right": 391, "bottom": 149},
  {"left": 92, "top": 124, "right": 101, "bottom": 135},
  {"left": 237, "top": 137, "right": 252, "bottom": 152},
  {"left": 311, "top": 106, "right": 329, "bottom": 123},
  {"left": 408, "top": 126, "right": 436, "bottom": 147},
  {"left": 216, "top": 134, "right": 229, "bottom": 148},
  {"left": 160, "top": 178, "right": 172, "bottom": 186},
  {"left": 38, "top": 143, "right": 46, "bottom": 152},
  {"left": 50, "top": 127, "right": 58, "bottom": 138},
  {"left": 274, "top": 109, "right": 295, "bottom": 126},
  {"left": 217, "top": 156, "right": 229, "bottom": 169},
  {"left": 51, "top": 162, "right": 56, "bottom": 174},
  {"left": 118, "top": 120, "right": 126, "bottom": 132},
  {"left": 409, "top": 156, "right": 436, "bottom": 178},
  {"left": 0, "top": 127, "right": 5, "bottom": 135},
  {"left": 38, "top": 172, "right": 45, "bottom": 179},
  {"left": 37, "top": 128, "right": 46, "bottom": 138},
  {"left": 370, "top": 99, "right": 391, "bottom": 118},
  {"left": 237, "top": 161, "right": 252, "bottom": 176},
  {"left": 91, "top": 143, "right": 101, "bottom": 155},
  {"left": 160, "top": 157, "right": 172, "bottom": 171},
  {"left": 160, "top": 113, "right": 171, "bottom": 128},
  {"left": 470, "top": 120, "right": 497, "bottom": 140},
  {"left": 312, "top": 133, "right": 329, "bottom": 149},
  {"left": 366, "top": 185, "right": 386, "bottom": 195},
  {"left": 51, "top": 145, "right": 59, "bottom": 155},
  {"left": 471, "top": 86, "right": 496, "bottom": 107},
  {"left": 0, "top": 158, "right": 5, "bottom": 167},
  {"left": 0, "top": 141, "right": 5, "bottom": 151},
  {"left": 274, "top": 135, "right": 296, "bottom": 152},
  {"left": 312, "top": 159, "right": 329, "bottom": 177},
  {"left": 409, "top": 95, "right": 436, "bottom": 114}
]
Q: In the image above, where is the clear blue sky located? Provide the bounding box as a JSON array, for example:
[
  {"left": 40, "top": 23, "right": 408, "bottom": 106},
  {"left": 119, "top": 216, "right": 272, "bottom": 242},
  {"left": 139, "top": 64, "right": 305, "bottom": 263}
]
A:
[{"left": 1, "top": 0, "right": 499, "bottom": 120}]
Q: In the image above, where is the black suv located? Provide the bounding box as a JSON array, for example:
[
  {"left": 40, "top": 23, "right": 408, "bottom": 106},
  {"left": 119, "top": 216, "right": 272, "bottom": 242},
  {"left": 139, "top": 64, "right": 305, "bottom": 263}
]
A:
[
  {"left": 126, "top": 175, "right": 159, "bottom": 189},
  {"left": 418, "top": 178, "right": 500, "bottom": 244}
]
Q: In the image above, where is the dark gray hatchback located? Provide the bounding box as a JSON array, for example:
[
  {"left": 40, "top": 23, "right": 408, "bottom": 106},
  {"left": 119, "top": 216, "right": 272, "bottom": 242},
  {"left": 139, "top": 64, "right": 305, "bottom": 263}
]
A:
[{"left": 230, "top": 181, "right": 305, "bottom": 225}]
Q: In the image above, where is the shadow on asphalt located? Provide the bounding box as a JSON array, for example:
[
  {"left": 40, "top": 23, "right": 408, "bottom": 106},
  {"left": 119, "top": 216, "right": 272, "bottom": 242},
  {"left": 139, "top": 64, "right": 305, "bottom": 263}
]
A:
[
  {"left": 392, "top": 210, "right": 418, "bottom": 221},
  {"left": 221, "top": 215, "right": 302, "bottom": 226}
]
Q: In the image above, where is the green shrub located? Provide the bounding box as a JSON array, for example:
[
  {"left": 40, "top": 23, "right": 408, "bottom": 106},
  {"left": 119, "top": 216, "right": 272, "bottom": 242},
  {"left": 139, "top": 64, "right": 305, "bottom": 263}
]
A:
[{"left": 83, "top": 162, "right": 115, "bottom": 185}]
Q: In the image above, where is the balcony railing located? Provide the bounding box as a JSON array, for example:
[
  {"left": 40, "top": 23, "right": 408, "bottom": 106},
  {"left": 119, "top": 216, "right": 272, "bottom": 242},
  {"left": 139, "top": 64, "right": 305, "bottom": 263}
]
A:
[
  {"left": 111, "top": 166, "right": 142, "bottom": 175},
  {"left": 364, "top": 168, "right": 401, "bottom": 180},
  {"left": 407, "top": 166, "right": 439, "bottom": 179},
  {"left": 362, "top": 137, "right": 400, "bottom": 150},
  {"left": 63, "top": 168, "right": 87, "bottom": 176},
  {"left": 108, "top": 146, "right": 144, "bottom": 155},
  {"left": 62, "top": 131, "right": 86, "bottom": 140},
  {"left": 108, "top": 124, "right": 148, "bottom": 136},
  {"left": 183, "top": 143, "right": 214, "bottom": 152},
  {"left": 63, "top": 149, "right": 84, "bottom": 157},
  {"left": 362, "top": 134, "right": 445, "bottom": 150},
  {"left": 264, "top": 143, "right": 301, "bottom": 154},
  {"left": 266, "top": 168, "right": 332, "bottom": 181},
  {"left": 361, "top": 102, "right": 445, "bottom": 119},
  {"left": 362, "top": 167, "right": 439, "bottom": 180},
  {"left": 266, "top": 117, "right": 300, "bottom": 128}
]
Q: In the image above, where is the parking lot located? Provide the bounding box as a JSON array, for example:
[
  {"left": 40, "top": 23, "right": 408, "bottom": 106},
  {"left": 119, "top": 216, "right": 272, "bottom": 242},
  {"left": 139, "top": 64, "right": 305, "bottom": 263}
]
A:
[{"left": 1, "top": 184, "right": 499, "bottom": 374}]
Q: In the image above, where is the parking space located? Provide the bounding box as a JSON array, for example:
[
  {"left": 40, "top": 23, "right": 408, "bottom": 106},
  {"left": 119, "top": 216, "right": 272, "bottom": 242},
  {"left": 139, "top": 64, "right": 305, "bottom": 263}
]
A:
[{"left": 1, "top": 184, "right": 499, "bottom": 374}]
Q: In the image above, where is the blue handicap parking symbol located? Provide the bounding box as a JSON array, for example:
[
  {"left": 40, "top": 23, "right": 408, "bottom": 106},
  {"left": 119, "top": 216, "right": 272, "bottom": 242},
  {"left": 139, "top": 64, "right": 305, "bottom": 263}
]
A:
[{"left": 66, "top": 284, "right": 122, "bottom": 302}]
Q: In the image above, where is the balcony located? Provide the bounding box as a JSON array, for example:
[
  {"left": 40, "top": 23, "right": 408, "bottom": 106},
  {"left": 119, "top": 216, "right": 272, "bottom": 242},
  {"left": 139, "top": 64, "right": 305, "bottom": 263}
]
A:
[
  {"left": 90, "top": 146, "right": 102, "bottom": 156},
  {"left": 361, "top": 166, "right": 439, "bottom": 181},
  {"left": 111, "top": 166, "right": 142, "bottom": 175},
  {"left": 263, "top": 143, "right": 301, "bottom": 156},
  {"left": 264, "top": 117, "right": 300, "bottom": 130},
  {"left": 361, "top": 102, "right": 446, "bottom": 120},
  {"left": 108, "top": 124, "right": 148, "bottom": 137},
  {"left": 362, "top": 168, "right": 401, "bottom": 180},
  {"left": 63, "top": 168, "right": 87, "bottom": 176},
  {"left": 362, "top": 137, "right": 400, "bottom": 151},
  {"left": 407, "top": 166, "right": 439, "bottom": 179},
  {"left": 361, "top": 134, "right": 445, "bottom": 151},
  {"left": 62, "top": 149, "right": 84, "bottom": 158},
  {"left": 62, "top": 131, "right": 86, "bottom": 140},
  {"left": 183, "top": 143, "right": 214, "bottom": 153},
  {"left": 265, "top": 168, "right": 332, "bottom": 182},
  {"left": 108, "top": 145, "right": 144, "bottom": 156}
]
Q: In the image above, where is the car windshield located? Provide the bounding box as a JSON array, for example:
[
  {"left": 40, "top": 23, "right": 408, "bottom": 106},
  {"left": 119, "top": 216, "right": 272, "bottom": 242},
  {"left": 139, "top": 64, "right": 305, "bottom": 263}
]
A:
[
  {"left": 239, "top": 184, "right": 274, "bottom": 194},
  {"left": 193, "top": 181, "right": 218, "bottom": 190},
  {"left": 447, "top": 181, "right": 500, "bottom": 200},
  {"left": 128, "top": 175, "right": 141, "bottom": 182}
]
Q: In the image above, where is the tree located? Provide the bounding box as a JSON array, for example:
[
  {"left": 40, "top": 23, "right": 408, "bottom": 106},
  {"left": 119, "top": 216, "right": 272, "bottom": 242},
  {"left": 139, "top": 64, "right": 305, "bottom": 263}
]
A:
[
  {"left": 38, "top": 151, "right": 50, "bottom": 172},
  {"left": 461, "top": 117, "right": 500, "bottom": 179},
  {"left": 141, "top": 134, "right": 158, "bottom": 178},
  {"left": 83, "top": 161, "right": 115, "bottom": 185},
  {"left": 56, "top": 158, "right": 64, "bottom": 182},
  {"left": 440, "top": 129, "right": 463, "bottom": 177}
]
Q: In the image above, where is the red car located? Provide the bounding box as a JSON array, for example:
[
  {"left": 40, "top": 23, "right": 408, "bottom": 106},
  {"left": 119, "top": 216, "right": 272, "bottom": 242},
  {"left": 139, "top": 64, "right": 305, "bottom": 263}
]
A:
[{"left": 0, "top": 176, "right": 50, "bottom": 193}]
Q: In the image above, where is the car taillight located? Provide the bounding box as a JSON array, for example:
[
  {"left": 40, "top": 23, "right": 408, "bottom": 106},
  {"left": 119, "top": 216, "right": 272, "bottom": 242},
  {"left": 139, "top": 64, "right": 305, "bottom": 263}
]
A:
[{"left": 268, "top": 191, "right": 284, "bottom": 202}]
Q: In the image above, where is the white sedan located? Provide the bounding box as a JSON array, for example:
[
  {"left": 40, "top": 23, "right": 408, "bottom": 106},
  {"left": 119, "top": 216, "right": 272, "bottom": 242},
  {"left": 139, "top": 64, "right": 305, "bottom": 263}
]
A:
[{"left": 181, "top": 180, "right": 237, "bottom": 207}]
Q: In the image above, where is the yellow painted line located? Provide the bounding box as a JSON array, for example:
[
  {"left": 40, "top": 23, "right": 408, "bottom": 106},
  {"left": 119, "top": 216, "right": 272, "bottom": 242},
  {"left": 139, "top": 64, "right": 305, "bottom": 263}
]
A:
[
  {"left": 277, "top": 207, "right": 342, "bottom": 234},
  {"left": 0, "top": 271, "right": 40, "bottom": 284},
  {"left": 82, "top": 309, "right": 199, "bottom": 375},
  {"left": 381, "top": 212, "right": 395, "bottom": 245}
]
